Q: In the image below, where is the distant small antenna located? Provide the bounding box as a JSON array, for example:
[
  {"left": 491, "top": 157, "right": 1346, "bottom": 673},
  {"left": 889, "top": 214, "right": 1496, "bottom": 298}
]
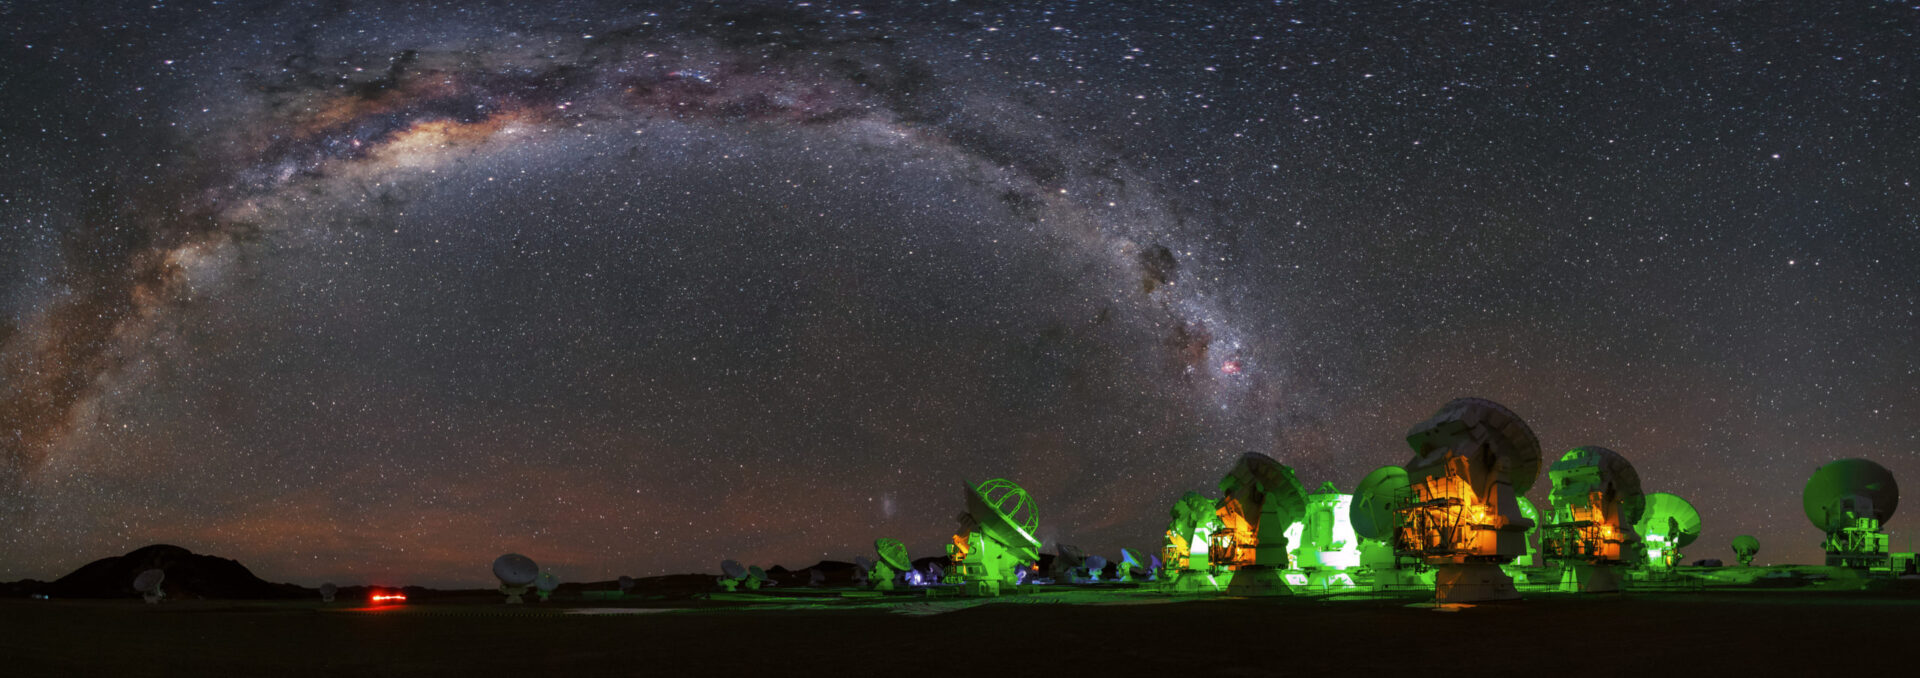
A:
[
  {"left": 534, "top": 570, "right": 561, "bottom": 602},
  {"left": 718, "top": 559, "right": 748, "bottom": 591},
  {"left": 492, "top": 554, "right": 539, "bottom": 604},
  {"left": 1084, "top": 555, "right": 1108, "bottom": 582},
  {"left": 873, "top": 538, "right": 911, "bottom": 591},
  {"left": 747, "top": 565, "right": 775, "bottom": 589},
  {"left": 319, "top": 582, "right": 338, "bottom": 603},
  {"left": 132, "top": 569, "right": 166, "bottom": 604}
]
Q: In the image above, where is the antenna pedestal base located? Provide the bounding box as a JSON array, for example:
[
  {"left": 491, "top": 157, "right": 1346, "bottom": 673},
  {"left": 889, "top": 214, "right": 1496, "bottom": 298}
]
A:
[
  {"left": 1167, "top": 569, "right": 1222, "bottom": 593},
  {"left": 500, "top": 585, "right": 529, "bottom": 604},
  {"left": 1557, "top": 563, "right": 1624, "bottom": 593},
  {"left": 1433, "top": 563, "right": 1519, "bottom": 603},
  {"left": 1224, "top": 566, "right": 1293, "bottom": 596}
]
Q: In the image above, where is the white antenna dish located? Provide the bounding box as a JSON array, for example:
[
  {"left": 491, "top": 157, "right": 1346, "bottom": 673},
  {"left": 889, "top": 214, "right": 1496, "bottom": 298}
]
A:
[
  {"left": 132, "top": 569, "right": 166, "bottom": 604},
  {"left": 721, "top": 560, "right": 748, "bottom": 580},
  {"left": 493, "top": 553, "right": 539, "bottom": 604},
  {"left": 319, "top": 582, "right": 338, "bottom": 603},
  {"left": 535, "top": 570, "right": 560, "bottom": 591}
]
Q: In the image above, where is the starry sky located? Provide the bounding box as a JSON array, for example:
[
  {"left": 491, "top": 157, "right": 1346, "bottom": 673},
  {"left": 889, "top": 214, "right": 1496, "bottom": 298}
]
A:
[{"left": 2, "top": 1, "right": 1915, "bottom": 588}]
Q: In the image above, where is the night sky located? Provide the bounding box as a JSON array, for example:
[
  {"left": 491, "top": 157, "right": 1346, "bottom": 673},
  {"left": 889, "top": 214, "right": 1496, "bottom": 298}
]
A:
[{"left": 3, "top": 2, "right": 1915, "bottom": 588}]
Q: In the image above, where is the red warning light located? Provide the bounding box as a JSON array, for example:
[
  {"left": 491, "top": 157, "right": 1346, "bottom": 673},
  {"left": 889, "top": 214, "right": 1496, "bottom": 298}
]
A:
[{"left": 370, "top": 591, "right": 407, "bottom": 604}]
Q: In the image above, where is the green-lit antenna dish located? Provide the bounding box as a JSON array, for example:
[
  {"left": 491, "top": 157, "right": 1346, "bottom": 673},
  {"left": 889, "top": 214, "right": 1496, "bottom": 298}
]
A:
[
  {"left": 1802, "top": 458, "right": 1899, "bottom": 532},
  {"left": 1349, "top": 465, "right": 1408, "bottom": 541},
  {"left": 1636, "top": 492, "right": 1701, "bottom": 548},
  {"left": 1732, "top": 535, "right": 1760, "bottom": 566},
  {"left": 1548, "top": 446, "right": 1646, "bottom": 525},
  {"left": 965, "top": 478, "right": 1042, "bottom": 558},
  {"left": 1516, "top": 495, "right": 1540, "bottom": 524},
  {"left": 875, "top": 538, "right": 912, "bottom": 572}
]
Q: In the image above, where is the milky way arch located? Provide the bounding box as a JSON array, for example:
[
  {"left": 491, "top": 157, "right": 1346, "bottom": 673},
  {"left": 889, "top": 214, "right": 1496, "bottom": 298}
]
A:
[{"left": 0, "top": 12, "right": 1278, "bottom": 514}]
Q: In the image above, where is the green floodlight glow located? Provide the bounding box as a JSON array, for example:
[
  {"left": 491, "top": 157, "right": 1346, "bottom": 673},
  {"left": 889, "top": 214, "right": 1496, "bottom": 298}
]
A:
[
  {"left": 1514, "top": 495, "right": 1541, "bottom": 567},
  {"left": 1732, "top": 535, "right": 1760, "bottom": 567},
  {"left": 1211, "top": 453, "right": 1309, "bottom": 596},
  {"left": 951, "top": 478, "right": 1041, "bottom": 596},
  {"left": 1542, "top": 446, "right": 1645, "bottom": 593},
  {"left": 1634, "top": 492, "right": 1700, "bottom": 572},
  {"left": 1803, "top": 458, "right": 1899, "bottom": 569},
  {"left": 1296, "top": 481, "right": 1362, "bottom": 588}
]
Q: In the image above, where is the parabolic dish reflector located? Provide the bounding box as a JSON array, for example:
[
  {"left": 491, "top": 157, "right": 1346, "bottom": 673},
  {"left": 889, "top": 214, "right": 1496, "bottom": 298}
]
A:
[
  {"left": 1635, "top": 493, "right": 1701, "bottom": 548},
  {"left": 875, "top": 538, "right": 912, "bottom": 572},
  {"left": 1219, "top": 452, "right": 1308, "bottom": 521},
  {"left": 1349, "top": 465, "right": 1409, "bottom": 541},
  {"left": 1802, "top": 458, "right": 1899, "bottom": 532},
  {"left": 1405, "top": 397, "right": 1543, "bottom": 494},
  {"left": 1732, "top": 535, "right": 1759, "bottom": 554},
  {"left": 721, "top": 559, "right": 748, "bottom": 580},
  {"left": 133, "top": 569, "right": 166, "bottom": 593},
  {"left": 493, "top": 554, "right": 539, "bottom": 587},
  {"left": 964, "top": 478, "right": 1042, "bottom": 558},
  {"left": 535, "top": 571, "right": 560, "bottom": 592},
  {"left": 1548, "top": 446, "right": 1646, "bottom": 524},
  {"left": 747, "top": 566, "right": 769, "bottom": 582}
]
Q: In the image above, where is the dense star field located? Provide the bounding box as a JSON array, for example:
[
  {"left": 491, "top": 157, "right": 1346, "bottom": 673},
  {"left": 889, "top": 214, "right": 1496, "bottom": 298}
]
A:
[{"left": 1, "top": 2, "right": 1915, "bottom": 587}]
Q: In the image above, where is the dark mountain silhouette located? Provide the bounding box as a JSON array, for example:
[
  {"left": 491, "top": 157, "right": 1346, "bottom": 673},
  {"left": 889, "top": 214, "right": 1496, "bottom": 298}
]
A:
[{"left": 44, "top": 544, "right": 309, "bottom": 599}]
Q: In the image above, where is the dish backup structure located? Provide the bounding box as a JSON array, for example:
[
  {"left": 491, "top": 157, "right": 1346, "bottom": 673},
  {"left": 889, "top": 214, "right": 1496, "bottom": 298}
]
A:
[
  {"left": 1292, "top": 481, "right": 1362, "bottom": 590},
  {"left": 1633, "top": 493, "right": 1700, "bottom": 575},
  {"left": 1161, "top": 490, "right": 1225, "bottom": 591},
  {"left": 1208, "top": 452, "right": 1309, "bottom": 596},
  {"left": 947, "top": 478, "right": 1041, "bottom": 596},
  {"left": 1541, "top": 446, "right": 1645, "bottom": 593},
  {"left": 1803, "top": 459, "right": 1900, "bottom": 569},
  {"left": 1392, "top": 397, "right": 1542, "bottom": 603}
]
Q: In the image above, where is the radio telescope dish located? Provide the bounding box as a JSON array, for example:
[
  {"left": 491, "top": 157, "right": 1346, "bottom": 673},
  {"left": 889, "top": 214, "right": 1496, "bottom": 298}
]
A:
[
  {"left": 1732, "top": 535, "right": 1760, "bottom": 566},
  {"left": 854, "top": 556, "right": 874, "bottom": 572},
  {"left": 493, "top": 553, "right": 539, "bottom": 603},
  {"left": 1213, "top": 452, "right": 1309, "bottom": 595},
  {"left": 535, "top": 570, "right": 561, "bottom": 602},
  {"left": 1051, "top": 544, "right": 1087, "bottom": 582},
  {"left": 1396, "top": 397, "right": 1541, "bottom": 603},
  {"left": 319, "top": 582, "right": 338, "bottom": 603},
  {"left": 1543, "top": 446, "right": 1645, "bottom": 592},
  {"left": 954, "top": 478, "right": 1044, "bottom": 596},
  {"left": 1085, "top": 555, "right": 1108, "bottom": 581},
  {"left": 876, "top": 539, "right": 912, "bottom": 573},
  {"left": 133, "top": 569, "right": 166, "bottom": 604},
  {"left": 747, "top": 565, "right": 772, "bottom": 586},
  {"left": 1350, "top": 465, "right": 1409, "bottom": 541},
  {"left": 494, "top": 554, "right": 539, "bottom": 586},
  {"left": 1119, "top": 548, "right": 1147, "bottom": 581},
  {"left": 1804, "top": 459, "right": 1898, "bottom": 568},
  {"left": 721, "top": 560, "right": 748, "bottom": 580},
  {"left": 872, "top": 538, "right": 910, "bottom": 590},
  {"left": 1635, "top": 492, "right": 1701, "bottom": 571},
  {"left": 1803, "top": 458, "right": 1898, "bottom": 531}
]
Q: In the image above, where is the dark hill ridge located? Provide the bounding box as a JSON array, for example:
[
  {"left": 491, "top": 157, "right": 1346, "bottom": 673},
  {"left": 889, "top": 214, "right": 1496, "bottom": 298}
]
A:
[{"left": 45, "top": 544, "right": 309, "bottom": 599}]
